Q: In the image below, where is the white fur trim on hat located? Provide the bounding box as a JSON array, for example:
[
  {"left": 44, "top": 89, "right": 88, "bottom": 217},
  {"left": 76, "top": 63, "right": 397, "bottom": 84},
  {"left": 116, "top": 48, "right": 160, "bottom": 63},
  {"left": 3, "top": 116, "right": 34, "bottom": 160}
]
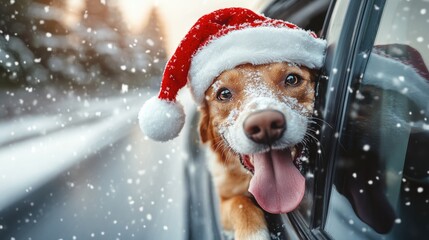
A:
[
  {"left": 188, "top": 26, "right": 327, "bottom": 103},
  {"left": 138, "top": 96, "right": 185, "bottom": 142}
]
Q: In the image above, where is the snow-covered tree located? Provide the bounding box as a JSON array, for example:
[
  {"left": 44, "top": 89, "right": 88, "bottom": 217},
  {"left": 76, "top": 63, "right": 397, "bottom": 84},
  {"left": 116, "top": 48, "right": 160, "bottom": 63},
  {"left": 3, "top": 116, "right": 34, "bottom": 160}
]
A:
[
  {"left": 0, "top": 0, "right": 167, "bottom": 91},
  {"left": 0, "top": 0, "right": 51, "bottom": 86}
]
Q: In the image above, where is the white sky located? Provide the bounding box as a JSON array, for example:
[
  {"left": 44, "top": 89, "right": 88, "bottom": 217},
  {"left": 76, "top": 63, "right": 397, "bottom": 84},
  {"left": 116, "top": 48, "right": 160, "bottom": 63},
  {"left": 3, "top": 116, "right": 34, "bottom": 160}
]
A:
[{"left": 115, "top": 0, "right": 269, "bottom": 54}]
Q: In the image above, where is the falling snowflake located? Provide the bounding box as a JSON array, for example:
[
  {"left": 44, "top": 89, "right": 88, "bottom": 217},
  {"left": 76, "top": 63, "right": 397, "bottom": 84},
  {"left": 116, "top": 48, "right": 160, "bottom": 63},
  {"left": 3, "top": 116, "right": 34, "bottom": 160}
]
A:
[
  {"left": 121, "top": 84, "right": 129, "bottom": 93},
  {"left": 146, "top": 39, "right": 155, "bottom": 46},
  {"left": 362, "top": 144, "right": 370, "bottom": 151}
]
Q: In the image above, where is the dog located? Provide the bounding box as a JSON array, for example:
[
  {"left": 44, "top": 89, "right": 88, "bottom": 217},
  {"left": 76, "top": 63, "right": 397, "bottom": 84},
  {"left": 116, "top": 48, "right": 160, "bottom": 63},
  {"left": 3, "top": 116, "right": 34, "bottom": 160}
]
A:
[
  {"left": 138, "top": 7, "right": 326, "bottom": 240},
  {"left": 198, "top": 62, "right": 316, "bottom": 239}
]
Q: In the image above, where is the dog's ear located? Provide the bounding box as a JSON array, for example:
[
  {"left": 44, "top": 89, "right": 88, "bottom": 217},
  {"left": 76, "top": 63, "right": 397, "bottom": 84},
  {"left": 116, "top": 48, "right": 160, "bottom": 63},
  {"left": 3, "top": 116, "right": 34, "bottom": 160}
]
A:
[{"left": 198, "top": 103, "right": 212, "bottom": 143}]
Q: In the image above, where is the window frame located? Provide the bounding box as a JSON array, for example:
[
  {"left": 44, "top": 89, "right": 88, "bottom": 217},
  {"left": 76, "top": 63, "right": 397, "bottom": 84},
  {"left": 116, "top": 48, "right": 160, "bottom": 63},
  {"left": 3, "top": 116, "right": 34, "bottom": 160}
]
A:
[{"left": 286, "top": 0, "right": 387, "bottom": 238}]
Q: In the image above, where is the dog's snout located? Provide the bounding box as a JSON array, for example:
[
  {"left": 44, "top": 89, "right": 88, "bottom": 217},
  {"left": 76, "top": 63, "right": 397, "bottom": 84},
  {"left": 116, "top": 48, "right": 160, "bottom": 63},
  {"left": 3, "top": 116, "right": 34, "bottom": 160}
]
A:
[{"left": 243, "top": 110, "right": 286, "bottom": 144}]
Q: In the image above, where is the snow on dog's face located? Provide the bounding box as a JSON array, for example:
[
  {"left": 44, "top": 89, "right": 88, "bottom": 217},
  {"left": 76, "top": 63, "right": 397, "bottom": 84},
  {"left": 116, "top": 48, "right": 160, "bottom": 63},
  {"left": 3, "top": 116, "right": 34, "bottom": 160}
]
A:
[{"left": 199, "top": 62, "right": 316, "bottom": 214}]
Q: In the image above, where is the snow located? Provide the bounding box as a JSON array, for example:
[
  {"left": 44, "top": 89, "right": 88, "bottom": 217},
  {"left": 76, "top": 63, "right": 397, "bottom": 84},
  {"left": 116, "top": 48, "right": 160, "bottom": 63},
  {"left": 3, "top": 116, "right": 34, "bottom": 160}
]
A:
[
  {"left": 362, "top": 144, "right": 370, "bottom": 151},
  {"left": 121, "top": 84, "right": 129, "bottom": 93},
  {"left": 146, "top": 39, "right": 155, "bottom": 46},
  {"left": 0, "top": 86, "right": 149, "bottom": 204},
  {"left": 0, "top": 105, "right": 137, "bottom": 209},
  {"left": 219, "top": 93, "right": 309, "bottom": 154}
]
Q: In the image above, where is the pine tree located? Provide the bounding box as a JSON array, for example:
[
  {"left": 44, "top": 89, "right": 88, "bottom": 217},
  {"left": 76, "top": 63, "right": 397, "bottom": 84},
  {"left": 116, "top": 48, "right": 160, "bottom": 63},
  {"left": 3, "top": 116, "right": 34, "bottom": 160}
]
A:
[
  {"left": 0, "top": 0, "right": 168, "bottom": 92},
  {"left": 0, "top": 0, "right": 51, "bottom": 86}
]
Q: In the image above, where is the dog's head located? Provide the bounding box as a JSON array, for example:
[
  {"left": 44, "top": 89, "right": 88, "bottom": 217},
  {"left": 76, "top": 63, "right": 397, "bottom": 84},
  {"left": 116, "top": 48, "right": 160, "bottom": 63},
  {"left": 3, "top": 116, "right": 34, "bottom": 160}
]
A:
[
  {"left": 138, "top": 8, "right": 326, "bottom": 213},
  {"left": 199, "top": 62, "right": 316, "bottom": 214},
  {"left": 138, "top": 8, "right": 326, "bottom": 143}
]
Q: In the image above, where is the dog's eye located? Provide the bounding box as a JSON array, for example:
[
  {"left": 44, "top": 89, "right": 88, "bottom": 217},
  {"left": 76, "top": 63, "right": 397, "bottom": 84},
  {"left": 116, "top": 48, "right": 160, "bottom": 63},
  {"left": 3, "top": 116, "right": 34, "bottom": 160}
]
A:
[
  {"left": 216, "top": 88, "right": 232, "bottom": 101},
  {"left": 284, "top": 74, "right": 302, "bottom": 86}
]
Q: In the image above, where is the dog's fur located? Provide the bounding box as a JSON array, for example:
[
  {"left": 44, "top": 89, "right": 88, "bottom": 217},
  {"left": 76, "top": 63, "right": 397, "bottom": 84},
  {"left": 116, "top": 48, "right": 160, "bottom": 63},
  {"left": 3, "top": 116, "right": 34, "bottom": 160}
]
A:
[{"left": 199, "top": 62, "right": 316, "bottom": 239}]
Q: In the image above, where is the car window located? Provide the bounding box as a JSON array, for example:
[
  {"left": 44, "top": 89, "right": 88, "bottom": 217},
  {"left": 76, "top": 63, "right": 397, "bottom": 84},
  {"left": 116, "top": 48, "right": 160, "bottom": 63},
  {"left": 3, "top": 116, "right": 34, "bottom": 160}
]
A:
[
  {"left": 293, "top": 0, "right": 351, "bottom": 227},
  {"left": 325, "top": 0, "right": 429, "bottom": 238}
]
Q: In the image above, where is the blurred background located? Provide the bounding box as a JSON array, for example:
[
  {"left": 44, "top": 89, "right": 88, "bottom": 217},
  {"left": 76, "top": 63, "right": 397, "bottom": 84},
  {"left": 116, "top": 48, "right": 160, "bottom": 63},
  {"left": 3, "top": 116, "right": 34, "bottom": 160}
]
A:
[{"left": 0, "top": 0, "right": 267, "bottom": 239}]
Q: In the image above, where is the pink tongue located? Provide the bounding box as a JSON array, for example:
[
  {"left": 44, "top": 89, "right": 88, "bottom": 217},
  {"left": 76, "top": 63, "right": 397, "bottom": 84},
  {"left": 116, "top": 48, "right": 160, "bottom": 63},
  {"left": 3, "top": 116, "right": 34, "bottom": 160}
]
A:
[{"left": 248, "top": 149, "right": 305, "bottom": 214}]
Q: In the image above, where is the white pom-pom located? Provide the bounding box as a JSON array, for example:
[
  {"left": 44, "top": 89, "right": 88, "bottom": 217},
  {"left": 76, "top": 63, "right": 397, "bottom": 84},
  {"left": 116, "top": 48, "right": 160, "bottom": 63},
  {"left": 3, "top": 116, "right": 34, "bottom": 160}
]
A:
[{"left": 138, "top": 97, "right": 185, "bottom": 142}]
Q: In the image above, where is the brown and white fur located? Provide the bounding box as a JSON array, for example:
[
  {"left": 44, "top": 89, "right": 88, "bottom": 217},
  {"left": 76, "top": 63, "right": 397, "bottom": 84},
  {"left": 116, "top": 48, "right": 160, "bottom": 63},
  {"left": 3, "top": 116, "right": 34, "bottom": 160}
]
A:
[{"left": 198, "top": 62, "right": 316, "bottom": 239}]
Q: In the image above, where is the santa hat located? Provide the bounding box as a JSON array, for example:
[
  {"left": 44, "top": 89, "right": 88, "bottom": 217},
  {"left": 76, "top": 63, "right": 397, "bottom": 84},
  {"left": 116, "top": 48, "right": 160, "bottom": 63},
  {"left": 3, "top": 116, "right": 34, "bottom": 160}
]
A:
[{"left": 139, "top": 7, "right": 327, "bottom": 141}]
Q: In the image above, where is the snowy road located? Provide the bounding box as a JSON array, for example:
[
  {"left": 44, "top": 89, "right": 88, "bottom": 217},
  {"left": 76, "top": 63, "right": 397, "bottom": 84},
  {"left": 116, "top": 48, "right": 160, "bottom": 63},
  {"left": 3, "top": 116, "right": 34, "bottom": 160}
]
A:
[{"left": 0, "top": 89, "right": 196, "bottom": 239}]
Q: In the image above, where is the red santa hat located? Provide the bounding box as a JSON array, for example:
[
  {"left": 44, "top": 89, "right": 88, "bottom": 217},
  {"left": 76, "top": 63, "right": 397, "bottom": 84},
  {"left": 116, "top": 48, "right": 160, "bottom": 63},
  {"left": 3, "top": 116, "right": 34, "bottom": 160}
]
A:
[{"left": 139, "top": 7, "right": 327, "bottom": 141}]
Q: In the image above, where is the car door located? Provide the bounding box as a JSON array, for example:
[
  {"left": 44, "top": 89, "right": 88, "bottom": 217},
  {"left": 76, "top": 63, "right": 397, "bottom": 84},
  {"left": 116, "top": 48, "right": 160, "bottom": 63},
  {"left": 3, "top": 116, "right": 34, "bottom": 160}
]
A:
[{"left": 288, "top": 0, "right": 429, "bottom": 239}]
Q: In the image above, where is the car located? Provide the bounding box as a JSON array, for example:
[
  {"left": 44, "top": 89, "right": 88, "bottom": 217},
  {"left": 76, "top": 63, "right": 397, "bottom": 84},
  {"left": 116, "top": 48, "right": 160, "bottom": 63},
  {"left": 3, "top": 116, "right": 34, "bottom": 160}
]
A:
[{"left": 266, "top": 0, "right": 429, "bottom": 239}]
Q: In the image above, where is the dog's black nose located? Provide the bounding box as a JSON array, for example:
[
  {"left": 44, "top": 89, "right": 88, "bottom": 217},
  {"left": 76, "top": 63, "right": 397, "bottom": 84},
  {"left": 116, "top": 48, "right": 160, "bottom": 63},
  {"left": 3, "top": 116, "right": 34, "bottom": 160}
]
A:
[{"left": 243, "top": 110, "right": 286, "bottom": 144}]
